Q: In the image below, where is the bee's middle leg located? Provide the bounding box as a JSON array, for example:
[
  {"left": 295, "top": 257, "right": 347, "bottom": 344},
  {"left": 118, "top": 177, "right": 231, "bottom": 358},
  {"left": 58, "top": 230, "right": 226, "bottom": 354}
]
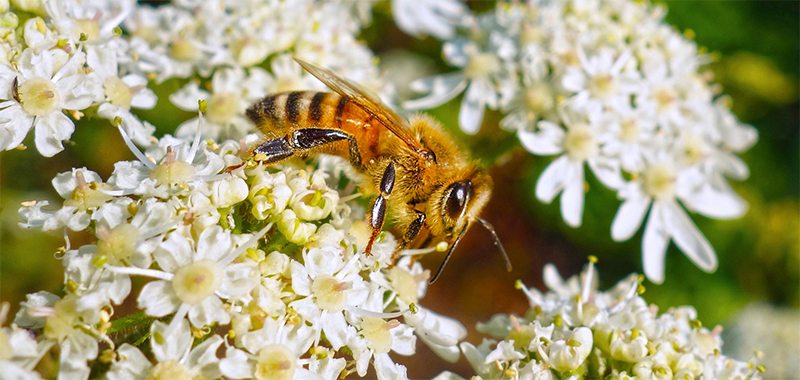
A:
[
  {"left": 253, "top": 128, "right": 362, "bottom": 167},
  {"left": 365, "top": 161, "right": 395, "bottom": 256},
  {"left": 389, "top": 209, "right": 426, "bottom": 266}
]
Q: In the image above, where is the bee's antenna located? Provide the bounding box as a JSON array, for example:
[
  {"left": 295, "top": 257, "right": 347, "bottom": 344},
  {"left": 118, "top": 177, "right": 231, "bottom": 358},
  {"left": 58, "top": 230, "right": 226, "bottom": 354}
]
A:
[
  {"left": 429, "top": 223, "right": 469, "bottom": 284},
  {"left": 477, "top": 217, "right": 512, "bottom": 273}
]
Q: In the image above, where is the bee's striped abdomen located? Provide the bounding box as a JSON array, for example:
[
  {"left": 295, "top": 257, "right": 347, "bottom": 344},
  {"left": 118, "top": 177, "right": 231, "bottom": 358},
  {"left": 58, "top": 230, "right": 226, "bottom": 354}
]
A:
[{"left": 247, "top": 91, "right": 340, "bottom": 130}]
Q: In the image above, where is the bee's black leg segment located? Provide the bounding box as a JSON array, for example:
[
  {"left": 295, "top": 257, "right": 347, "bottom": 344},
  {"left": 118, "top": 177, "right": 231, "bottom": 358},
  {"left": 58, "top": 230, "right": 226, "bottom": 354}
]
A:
[
  {"left": 291, "top": 128, "right": 362, "bottom": 169},
  {"left": 365, "top": 162, "right": 396, "bottom": 256},
  {"left": 291, "top": 128, "right": 349, "bottom": 149},
  {"left": 365, "top": 194, "right": 386, "bottom": 256},
  {"left": 253, "top": 136, "right": 295, "bottom": 164},
  {"left": 254, "top": 128, "right": 363, "bottom": 167},
  {"left": 379, "top": 162, "right": 395, "bottom": 196},
  {"left": 391, "top": 210, "right": 426, "bottom": 264},
  {"left": 405, "top": 211, "right": 425, "bottom": 242}
]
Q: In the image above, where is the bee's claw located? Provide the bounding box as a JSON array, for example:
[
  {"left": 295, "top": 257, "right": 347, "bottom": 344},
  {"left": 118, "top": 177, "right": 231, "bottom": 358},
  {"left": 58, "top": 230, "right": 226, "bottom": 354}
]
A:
[{"left": 224, "top": 161, "right": 247, "bottom": 173}]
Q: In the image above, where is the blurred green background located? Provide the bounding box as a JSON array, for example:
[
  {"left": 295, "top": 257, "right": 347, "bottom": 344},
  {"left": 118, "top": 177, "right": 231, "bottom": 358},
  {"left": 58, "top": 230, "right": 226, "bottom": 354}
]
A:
[{"left": 1, "top": 1, "right": 797, "bottom": 378}]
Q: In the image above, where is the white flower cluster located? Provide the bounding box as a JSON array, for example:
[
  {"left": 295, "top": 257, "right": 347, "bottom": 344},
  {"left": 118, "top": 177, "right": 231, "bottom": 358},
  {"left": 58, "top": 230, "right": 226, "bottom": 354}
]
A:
[
  {"left": 0, "top": 0, "right": 381, "bottom": 155},
  {"left": 435, "top": 262, "right": 765, "bottom": 380},
  {"left": 403, "top": 0, "right": 758, "bottom": 284},
  {"left": 12, "top": 127, "right": 466, "bottom": 380},
  {"left": 0, "top": 0, "right": 156, "bottom": 156},
  {"left": 123, "top": 0, "right": 381, "bottom": 141}
]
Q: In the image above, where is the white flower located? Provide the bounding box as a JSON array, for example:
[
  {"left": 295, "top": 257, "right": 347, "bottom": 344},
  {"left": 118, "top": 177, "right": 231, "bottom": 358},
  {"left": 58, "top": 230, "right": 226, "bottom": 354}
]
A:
[
  {"left": 87, "top": 45, "right": 157, "bottom": 145},
  {"left": 0, "top": 303, "right": 50, "bottom": 379},
  {"left": 118, "top": 225, "right": 267, "bottom": 329},
  {"left": 17, "top": 168, "right": 120, "bottom": 232},
  {"left": 421, "top": 0, "right": 757, "bottom": 281},
  {"left": 520, "top": 104, "right": 623, "bottom": 227},
  {"left": 171, "top": 67, "right": 270, "bottom": 140},
  {"left": 107, "top": 320, "right": 223, "bottom": 380},
  {"left": 438, "top": 263, "right": 762, "bottom": 380},
  {"left": 289, "top": 246, "right": 368, "bottom": 348},
  {"left": 405, "top": 38, "right": 516, "bottom": 134},
  {"left": 545, "top": 326, "right": 592, "bottom": 373},
  {"left": 0, "top": 48, "right": 95, "bottom": 156},
  {"left": 610, "top": 159, "right": 748, "bottom": 283},
  {"left": 15, "top": 294, "right": 99, "bottom": 380},
  {"left": 220, "top": 343, "right": 318, "bottom": 380},
  {"left": 392, "top": 0, "right": 471, "bottom": 40},
  {"left": 561, "top": 48, "right": 639, "bottom": 111}
]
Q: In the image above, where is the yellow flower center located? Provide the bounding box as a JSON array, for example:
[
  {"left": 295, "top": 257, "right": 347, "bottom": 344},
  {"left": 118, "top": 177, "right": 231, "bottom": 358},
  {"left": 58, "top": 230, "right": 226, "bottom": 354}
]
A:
[
  {"left": 96, "top": 224, "right": 140, "bottom": 265},
  {"left": 63, "top": 172, "right": 113, "bottom": 211},
  {"left": 145, "top": 359, "right": 192, "bottom": 380},
  {"left": 588, "top": 73, "right": 617, "bottom": 99},
  {"left": 464, "top": 53, "right": 499, "bottom": 79},
  {"left": 44, "top": 296, "right": 80, "bottom": 342},
  {"left": 18, "top": 77, "right": 60, "bottom": 116},
  {"left": 619, "top": 119, "right": 640, "bottom": 143},
  {"left": 655, "top": 86, "right": 677, "bottom": 113},
  {"left": 643, "top": 163, "right": 677, "bottom": 200},
  {"left": 172, "top": 259, "right": 223, "bottom": 305},
  {"left": 150, "top": 149, "right": 196, "bottom": 186},
  {"left": 360, "top": 317, "right": 399, "bottom": 354},
  {"left": 563, "top": 123, "right": 598, "bottom": 161},
  {"left": 170, "top": 38, "right": 199, "bottom": 62},
  {"left": 682, "top": 134, "right": 707, "bottom": 166},
  {"left": 103, "top": 76, "right": 133, "bottom": 110},
  {"left": 206, "top": 92, "right": 240, "bottom": 124},
  {"left": 311, "top": 274, "right": 349, "bottom": 312},
  {"left": 508, "top": 324, "right": 537, "bottom": 351},
  {"left": 254, "top": 344, "right": 296, "bottom": 380},
  {"left": 388, "top": 266, "right": 421, "bottom": 304},
  {"left": 525, "top": 84, "right": 554, "bottom": 114}
]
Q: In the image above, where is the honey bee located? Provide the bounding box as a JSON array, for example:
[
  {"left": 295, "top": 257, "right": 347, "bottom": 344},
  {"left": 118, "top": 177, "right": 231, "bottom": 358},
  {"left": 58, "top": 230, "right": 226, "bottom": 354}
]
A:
[{"left": 244, "top": 58, "right": 511, "bottom": 282}]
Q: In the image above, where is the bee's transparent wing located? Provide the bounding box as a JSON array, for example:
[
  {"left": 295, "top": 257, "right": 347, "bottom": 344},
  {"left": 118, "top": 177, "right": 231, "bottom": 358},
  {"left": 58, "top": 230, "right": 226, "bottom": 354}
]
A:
[{"left": 294, "top": 57, "right": 424, "bottom": 153}]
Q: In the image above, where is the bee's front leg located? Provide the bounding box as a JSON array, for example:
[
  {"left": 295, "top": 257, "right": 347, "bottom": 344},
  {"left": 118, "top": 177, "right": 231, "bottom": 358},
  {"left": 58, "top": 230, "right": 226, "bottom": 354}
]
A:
[
  {"left": 365, "top": 161, "right": 395, "bottom": 256},
  {"left": 389, "top": 210, "right": 426, "bottom": 265}
]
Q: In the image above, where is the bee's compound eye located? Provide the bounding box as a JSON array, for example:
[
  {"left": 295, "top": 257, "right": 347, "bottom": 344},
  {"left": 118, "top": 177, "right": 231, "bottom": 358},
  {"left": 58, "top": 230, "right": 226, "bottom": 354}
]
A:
[{"left": 444, "top": 181, "right": 471, "bottom": 220}]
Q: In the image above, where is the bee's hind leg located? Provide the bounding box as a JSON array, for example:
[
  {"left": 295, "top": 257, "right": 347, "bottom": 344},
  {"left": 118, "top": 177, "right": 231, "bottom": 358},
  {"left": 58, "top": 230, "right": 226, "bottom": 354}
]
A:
[
  {"left": 252, "top": 128, "right": 361, "bottom": 166},
  {"left": 365, "top": 161, "right": 395, "bottom": 256}
]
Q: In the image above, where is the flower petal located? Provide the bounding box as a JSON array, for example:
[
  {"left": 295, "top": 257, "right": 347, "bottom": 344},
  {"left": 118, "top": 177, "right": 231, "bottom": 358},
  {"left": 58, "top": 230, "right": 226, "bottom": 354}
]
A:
[
  {"left": 374, "top": 353, "right": 408, "bottom": 380},
  {"left": 169, "top": 81, "right": 209, "bottom": 111},
  {"left": 681, "top": 181, "right": 748, "bottom": 220},
  {"left": 535, "top": 155, "right": 570, "bottom": 204},
  {"left": 403, "top": 73, "right": 467, "bottom": 110},
  {"left": 518, "top": 121, "right": 565, "bottom": 156},
  {"left": 560, "top": 162, "right": 585, "bottom": 227},
  {"left": 0, "top": 106, "right": 33, "bottom": 151},
  {"left": 458, "top": 81, "right": 487, "bottom": 135},
  {"left": 611, "top": 195, "right": 651, "bottom": 242},
  {"left": 137, "top": 280, "right": 180, "bottom": 317},
  {"left": 642, "top": 201, "right": 669, "bottom": 284},
  {"left": 663, "top": 200, "right": 717, "bottom": 273},
  {"left": 219, "top": 347, "right": 254, "bottom": 379},
  {"left": 588, "top": 157, "right": 624, "bottom": 190},
  {"left": 34, "top": 112, "right": 74, "bottom": 157},
  {"left": 188, "top": 296, "right": 230, "bottom": 328},
  {"left": 150, "top": 320, "right": 192, "bottom": 362},
  {"left": 57, "top": 74, "right": 97, "bottom": 110},
  {"left": 196, "top": 225, "right": 232, "bottom": 261},
  {"left": 186, "top": 335, "right": 223, "bottom": 379}
]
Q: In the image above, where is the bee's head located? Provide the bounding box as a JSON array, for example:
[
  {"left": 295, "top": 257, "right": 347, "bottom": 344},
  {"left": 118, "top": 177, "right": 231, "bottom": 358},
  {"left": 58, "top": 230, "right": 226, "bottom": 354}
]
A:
[{"left": 427, "top": 167, "right": 510, "bottom": 283}]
